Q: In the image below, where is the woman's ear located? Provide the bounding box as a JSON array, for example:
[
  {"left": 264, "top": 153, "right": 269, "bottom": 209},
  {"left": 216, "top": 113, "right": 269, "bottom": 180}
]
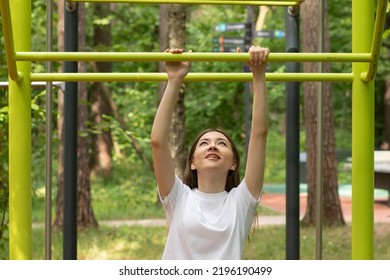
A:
[
  {"left": 191, "top": 161, "right": 196, "bottom": 170},
  {"left": 230, "top": 160, "right": 236, "bottom": 171}
]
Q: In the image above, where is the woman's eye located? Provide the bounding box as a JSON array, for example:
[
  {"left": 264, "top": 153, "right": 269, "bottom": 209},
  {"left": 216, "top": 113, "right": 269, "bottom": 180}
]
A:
[
  {"left": 199, "top": 141, "right": 208, "bottom": 146},
  {"left": 218, "top": 142, "right": 227, "bottom": 146}
]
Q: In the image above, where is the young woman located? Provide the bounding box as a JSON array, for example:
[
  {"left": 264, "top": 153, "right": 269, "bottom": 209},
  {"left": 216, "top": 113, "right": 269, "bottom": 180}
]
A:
[{"left": 151, "top": 46, "right": 269, "bottom": 259}]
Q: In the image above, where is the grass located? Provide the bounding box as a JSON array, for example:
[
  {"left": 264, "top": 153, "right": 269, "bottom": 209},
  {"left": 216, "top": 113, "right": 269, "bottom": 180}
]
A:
[{"left": 30, "top": 223, "right": 390, "bottom": 260}]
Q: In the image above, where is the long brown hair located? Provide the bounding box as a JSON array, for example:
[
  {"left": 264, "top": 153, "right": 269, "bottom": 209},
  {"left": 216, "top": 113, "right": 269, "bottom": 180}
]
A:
[{"left": 183, "top": 128, "right": 240, "bottom": 192}]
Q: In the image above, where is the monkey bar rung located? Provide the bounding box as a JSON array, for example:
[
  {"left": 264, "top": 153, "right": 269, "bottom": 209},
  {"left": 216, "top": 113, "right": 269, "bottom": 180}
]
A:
[
  {"left": 31, "top": 72, "right": 354, "bottom": 82},
  {"left": 16, "top": 51, "right": 372, "bottom": 63},
  {"left": 69, "top": 0, "right": 304, "bottom": 6}
]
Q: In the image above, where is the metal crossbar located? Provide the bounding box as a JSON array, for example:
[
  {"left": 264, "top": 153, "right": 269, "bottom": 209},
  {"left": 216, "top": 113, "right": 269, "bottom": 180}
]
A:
[
  {"left": 31, "top": 72, "right": 355, "bottom": 82},
  {"left": 69, "top": 0, "right": 303, "bottom": 6},
  {"left": 15, "top": 51, "right": 372, "bottom": 62}
]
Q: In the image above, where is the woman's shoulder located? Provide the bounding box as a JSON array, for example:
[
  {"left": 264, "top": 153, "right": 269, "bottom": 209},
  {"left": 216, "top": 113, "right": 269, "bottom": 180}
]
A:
[
  {"left": 170, "top": 175, "right": 192, "bottom": 197},
  {"left": 229, "top": 179, "right": 261, "bottom": 203},
  {"left": 230, "top": 179, "right": 247, "bottom": 192}
]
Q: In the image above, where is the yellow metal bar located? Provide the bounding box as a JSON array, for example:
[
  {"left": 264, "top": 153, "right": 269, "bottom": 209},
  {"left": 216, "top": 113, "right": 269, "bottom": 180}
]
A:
[
  {"left": 0, "top": 0, "right": 22, "bottom": 81},
  {"left": 70, "top": 0, "right": 303, "bottom": 6},
  {"left": 360, "top": 0, "right": 387, "bottom": 82},
  {"left": 352, "top": 0, "right": 374, "bottom": 259},
  {"left": 9, "top": 0, "right": 32, "bottom": 259},
  {"left": 16, "top": 51, "right": 371, "bottom": 63},
  {"left": 31, "top": 72, "right": 354, "bottom": 82}
]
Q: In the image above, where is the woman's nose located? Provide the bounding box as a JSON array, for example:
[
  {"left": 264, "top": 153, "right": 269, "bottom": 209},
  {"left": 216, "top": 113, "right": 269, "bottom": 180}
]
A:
[{"left": 208, "top": 142, "right": 217, "bottom": 150}]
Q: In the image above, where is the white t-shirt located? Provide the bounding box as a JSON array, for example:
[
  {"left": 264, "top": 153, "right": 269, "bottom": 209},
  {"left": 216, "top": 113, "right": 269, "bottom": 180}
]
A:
[{"left": 159, "top": 176, "right": 261, "bottom": 260}]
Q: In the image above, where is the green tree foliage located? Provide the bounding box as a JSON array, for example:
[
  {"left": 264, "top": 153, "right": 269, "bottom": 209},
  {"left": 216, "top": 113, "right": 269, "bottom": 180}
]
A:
[
  {"left": 327, "top": 0, "right": 390, "bottom": 148},
  {"left": 185, "top": 6, "right": 288, "bottom": 181},
  {"left": 101, "top": 5, "right": 159, "bottom": 167}
]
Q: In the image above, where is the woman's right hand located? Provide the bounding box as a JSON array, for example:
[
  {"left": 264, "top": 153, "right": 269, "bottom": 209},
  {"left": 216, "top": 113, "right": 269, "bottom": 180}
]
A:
[
  {"left": 248, "top": 45, "right": 269, "bottom": 74},
  {"left": 164, "top": 48, "right": 192, "bottom": 81}
]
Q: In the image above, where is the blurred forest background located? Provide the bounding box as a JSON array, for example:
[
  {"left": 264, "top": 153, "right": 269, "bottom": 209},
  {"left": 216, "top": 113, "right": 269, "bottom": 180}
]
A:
[{"left": 1, "top": 0, "right": 390, "bottom": 258}]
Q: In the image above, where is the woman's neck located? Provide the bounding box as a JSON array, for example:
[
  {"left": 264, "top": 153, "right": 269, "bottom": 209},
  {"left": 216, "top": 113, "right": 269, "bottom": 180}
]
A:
[{"left": 197, "top": 171, "right": 227, "bottom": 193}]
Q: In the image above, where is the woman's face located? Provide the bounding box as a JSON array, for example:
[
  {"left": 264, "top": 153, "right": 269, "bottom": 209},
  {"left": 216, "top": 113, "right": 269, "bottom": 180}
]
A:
[{"left": 190, "top": 131, "right": 236, "bottom": 173}]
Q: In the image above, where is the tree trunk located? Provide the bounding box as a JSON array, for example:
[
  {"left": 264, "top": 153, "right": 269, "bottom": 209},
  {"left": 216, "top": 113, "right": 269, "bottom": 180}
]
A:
[
  {"left": 90, "top": 2, "right": 114, "bottom": 178},
  {"left": 378, "top": 14, "right": 390, "bottom": 150},
  {"left": 89, "top": 62, "right": 154, "bottom": 172},
  {"left": 166, "top": 4, "right": 188, "bottom": 179},
  {"left": 0, "top": 125, "right": 8, "bottom": 248},
  {"left": 53, "top": 0, "right": 65, "bottom": 230},
  {"left": 301, "top": 0, "right": 345, "bottom": 226},
  {"left": 255, "top": 6, "right": 270, "bottom": 31},
  {"left": 77, "top": 3, "right": 98, "bottom": 229},
  {"left": 381, "top": 80, "right": 390, "bottom": 149}
]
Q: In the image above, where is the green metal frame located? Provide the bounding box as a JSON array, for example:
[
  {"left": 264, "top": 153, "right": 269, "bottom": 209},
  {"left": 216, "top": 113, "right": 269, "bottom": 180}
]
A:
[
  {"left": 0, "top": 0, "right": 22, "bottom": 81},
  {"left": 70, "top": 0, "right": 304, "bottom": 6},
  {"left": 30, "top": 72, "right": 355, "bottom": 82},
  {"left": 352, "top": 0, "right": 374, "bottom": 260},
  {"left": 360, "top": 0, "right": 387, "bottom": 82},
  {"left": 16, "top": 51, "right": 372, "bottom": 62},
  {"left": 2, "top": 0, "right": 32, "bottom": 259},
  {"left": 0, "top": 0, "right": 387, "bottom": 260}
]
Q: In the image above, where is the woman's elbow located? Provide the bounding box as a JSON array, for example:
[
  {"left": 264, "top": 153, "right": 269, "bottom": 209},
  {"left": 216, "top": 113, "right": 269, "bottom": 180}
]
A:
[
  {"left": 253, "top": 125, "right": 268, "bottom": 139},
  {"left": 150, "top": 131, "right": 166, "bottom": 149},
  {"left": 150, "top": 133, "right": 160, "bottom": 148}
]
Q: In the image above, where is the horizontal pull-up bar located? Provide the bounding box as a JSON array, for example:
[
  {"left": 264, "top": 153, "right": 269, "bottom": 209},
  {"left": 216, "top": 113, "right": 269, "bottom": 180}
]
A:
[
  {"left": 0, "top": 81, "right": 62, "bottom": 88},
  {"left": 31, "top": 72, "right": 354, "bottom": 82},
  {"left": 16, "top": 51, "right": 371, "bottom": 63},
  {"left": 69, "top": 0, "right": 303, "bottom": 6}
]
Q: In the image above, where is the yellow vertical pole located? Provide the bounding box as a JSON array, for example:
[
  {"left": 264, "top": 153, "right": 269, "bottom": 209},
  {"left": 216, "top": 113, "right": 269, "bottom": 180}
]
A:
[
  {"left": 351, "top": 0, "right": 374, "bottom": 259},
  {"left": 9, "top": 0, "right": 32, "bottom": 259}
]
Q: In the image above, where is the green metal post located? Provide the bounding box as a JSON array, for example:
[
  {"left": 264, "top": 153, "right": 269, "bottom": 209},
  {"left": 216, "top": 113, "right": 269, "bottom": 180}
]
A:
[
  {"left": 352, "top": 0, "right": 374, "bottom": 259},
  {"left": 9, "top": 0, "right": 32, "bottom": 259}
]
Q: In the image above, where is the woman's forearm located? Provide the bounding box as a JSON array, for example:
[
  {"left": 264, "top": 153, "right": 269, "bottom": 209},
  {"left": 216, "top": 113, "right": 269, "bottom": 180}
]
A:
[
  {"left": 151, "top": 79, "right": 183, "bottom": 146},
  {"left": 251, "top": 70, "right": 268, "bottom": 137}
]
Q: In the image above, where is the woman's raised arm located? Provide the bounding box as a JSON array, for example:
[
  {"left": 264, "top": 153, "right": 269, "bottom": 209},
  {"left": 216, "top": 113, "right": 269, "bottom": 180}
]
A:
[
  {"left": 244, "top": 46, "right": 270, "bottom": 200},
  {"left": 151, "top": 48, "right": 192, "bottom": 198}
]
